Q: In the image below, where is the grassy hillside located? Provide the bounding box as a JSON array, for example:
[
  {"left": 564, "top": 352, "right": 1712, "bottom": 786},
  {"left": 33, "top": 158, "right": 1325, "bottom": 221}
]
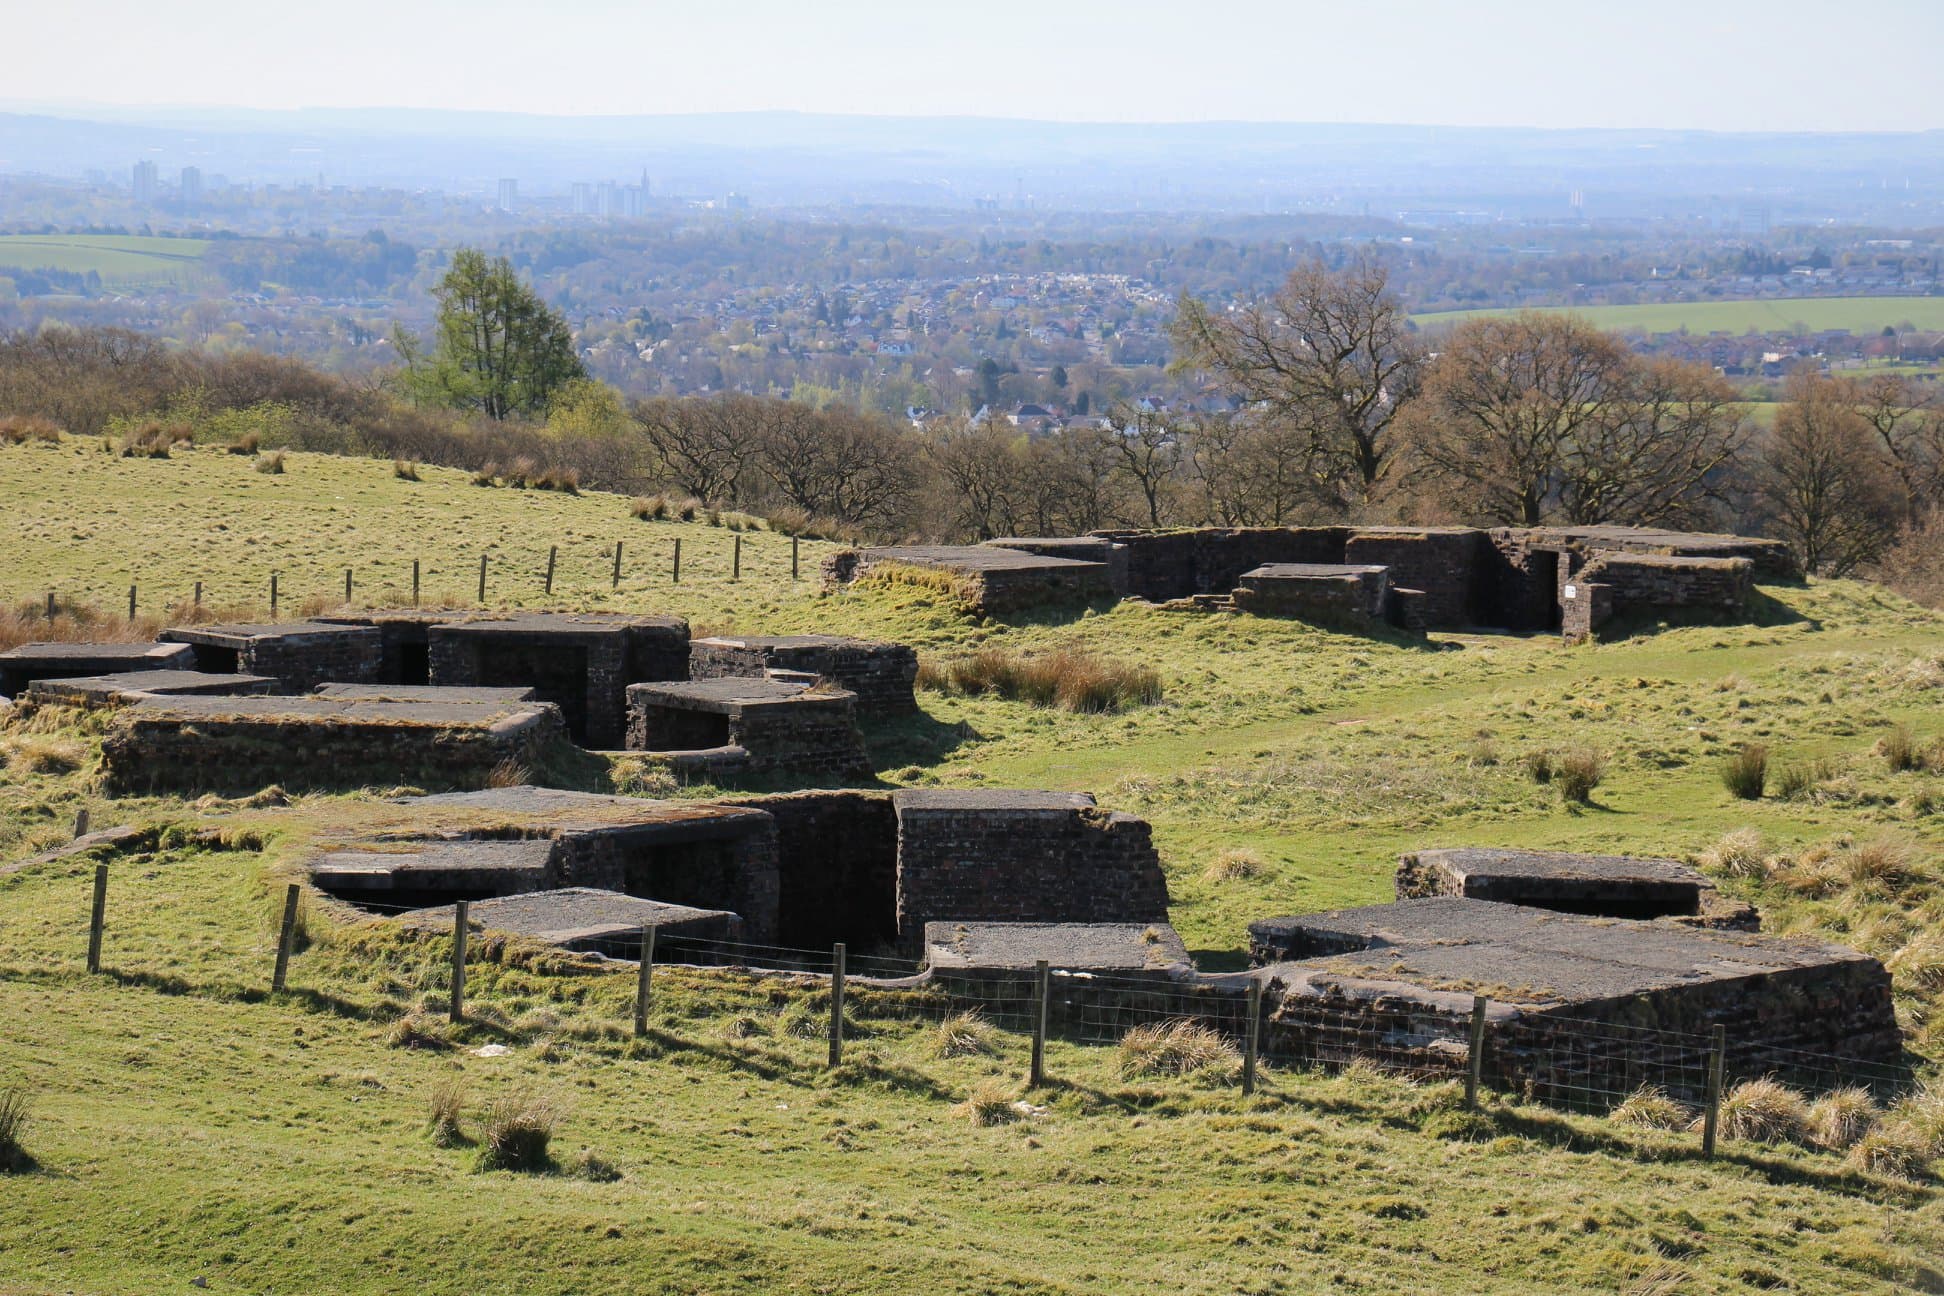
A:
[
  {"left": 0, "top": 234, "right": 209, "bottom": 289},
  {"left": 2, "top": 440, "right": 1943, "bottom": 1294},
  {"left": 1412, "top": 296, "right": 1944, "bottom": 335}
]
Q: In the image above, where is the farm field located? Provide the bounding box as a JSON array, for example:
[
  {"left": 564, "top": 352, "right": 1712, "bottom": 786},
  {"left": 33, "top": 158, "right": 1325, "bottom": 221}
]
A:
[
  {"left": 1, "top": 441, "right": 1942, "bottom": 1293},
  {"left": 1412, "top": 295, "right": 1944, "bottom": 336},
  {"left": 0, "top": 233, "right": 210, "bottom": 288}
]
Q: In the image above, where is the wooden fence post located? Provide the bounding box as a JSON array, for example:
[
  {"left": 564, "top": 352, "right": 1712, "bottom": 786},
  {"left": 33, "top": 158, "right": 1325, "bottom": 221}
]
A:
[
  {"left": 193, "top": 580, "right": 202, "bottom": 609},
  {"left": 270, "top": 572, "right": 279, "bottom": 617},
  {"left": 544, "top": 545, "right": 557, "bottom": 595},
  {"left": 86, "top": 863, "right": 108, "bottom": 974},
  {"left": 272, "top": 883, "right": 301, "bottom": 993},
  {"left": 411, "top": 559, "right": 420, "bottom": 607},
  {"left": 1466, "top": 994, "right": 1489, "bottom": 1109},
  {"left": 1243, "top": 977, "right": 1263, "bottom": 1096},
  {"left": 73, "top": 806, "right": 90, "bottom": 840},
  {"left": 827, "top": 943, "right": 847, "bottom": 1068},
  {"left": 633, "top": 924, "right": 656, "bottom": 1037},
  {"left": 477, "top": 554, "right": 488, "bottom": 605},
  {"left": 45, "top": 590, "right": 56, "bottom": 619},
  {"left": 127, "top": 584, "right": 136, "bottom": 620},
  {"left": 672, "top": 539, "right": 682, "bottom": 584},
  {"left": 732, "top": 534, "right": 742, "bottom": 581},
  {"left": 1029, "top": 960, "right": 1050, "bottom": 1088},
  {"left": 344, "top": 568, "right": 353, "bottom": 604},
  {"left": 612, "top": 541, "right": 623, "bottom": 590},
  {"left": 791, "top": 534, "right": 800, "bottom": 581},
  {"left": 448, "top": 900, "right": 470, "bottom": 1024},
  {"left": 1702, "top": 1024, "right": 1726, "bottom": 1158}
]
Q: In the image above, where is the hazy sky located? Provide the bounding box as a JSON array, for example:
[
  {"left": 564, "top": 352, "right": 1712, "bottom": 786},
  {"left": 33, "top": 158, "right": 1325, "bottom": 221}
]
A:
[{"left": 10, "top": 0, "right": 1942, "bottom": 131}]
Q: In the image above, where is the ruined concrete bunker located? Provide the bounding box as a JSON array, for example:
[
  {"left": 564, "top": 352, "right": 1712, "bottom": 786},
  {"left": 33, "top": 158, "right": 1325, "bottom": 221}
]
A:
[{"left": 625, "top": 677, "right": 872, "bottom": 782}]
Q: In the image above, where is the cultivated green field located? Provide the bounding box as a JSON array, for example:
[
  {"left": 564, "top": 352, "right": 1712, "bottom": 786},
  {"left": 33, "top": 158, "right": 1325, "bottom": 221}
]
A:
[
  {"left": 0, "top": 234, "right": 209, "bottom": 288},
  {"left": 2, "top": 440, "right": 1942, "bottom": 1293},
  {"left": 1413, "top": 296, "right": 1944, "bottom": 336}
]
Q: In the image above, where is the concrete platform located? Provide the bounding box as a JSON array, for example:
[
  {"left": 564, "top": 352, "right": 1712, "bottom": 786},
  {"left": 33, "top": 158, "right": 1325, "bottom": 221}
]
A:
[
  {"left": 312, "top": 839, "right": 556, "bottom": 901},
  {"left": 21, "top": 669, "right": 278, "bottom": 710},
  {"left": 397, "top": 887, "right": 741, "bottom": 953},
  {"left": 924, "top": 920, "right": 1192, "bottom": 974},
  {"left": 1395, "top": 847, "right": 1712, "bottom": 919},
  {"left": 159, "top": 621, "right": 382, "bottom": 691},
  {"left": 626, "top": 678, "right": 871, "bottom": 780},
  {"left": 0, "top": 640, "right": 194, "bottom": 697},
  {"left": 313, "top": 683, "right": 537, "bottom": 704},
  {"left": 687, "top": 633, "right": 919, "bottom": 719},
  {"left": 824, "top": 544, "right": 1113, "bottom": 614}
]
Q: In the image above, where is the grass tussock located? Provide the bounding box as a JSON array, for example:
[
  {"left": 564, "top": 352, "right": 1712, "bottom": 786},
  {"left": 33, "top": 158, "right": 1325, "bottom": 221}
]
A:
[
  {"left": 1609, "top": 1085, "right": 1694, "bottom": 1131},
  {"left": 956, "top": 1078, "right": 1022, "bottom": 1127},
  {"left": 0, "top": 414, "right": 61, "bottom": 444},
  {"left": 1707, "top": 1078, "right": 1810, "bottom": 1144},
  {"left": 1696, "top": 827, "right": 1768, "bottom": 878},
  {"left": 926, "top": 1010, "right": 998, "bottom": 1060},
  {"left": 425, "top": 1077, "right": 468, "bottom": 1147},
  {"left": 254, "top": 450, "right": 286, "bottom": 475},
  {"left": 471, "top": 461, "right": 500, "bottom": 487},
  {"left": 1843, "top": 1120, "right": 1935, "bottom": 1181},
  {"left": 485, "top": 758, "right": 531, "bottom": 789},
  {"left": 226, "top": 430, "right": 261, "bottom": 455},
  {"left": 610, "top": 755, "right": 679, "bottom": 798},
  {"left": 1804, "top": 1087, "right": 1880, "bottom": 1151},
  {"left": 392, "top": 457, "right": 421, "bottom": 482},
  {"left": 1554, "top": 747, "right": 1605, "bottom": 804},
  {"left": 474, "top": 1089, "right": 560, "bottom": 1173},
  {"left": 630, "top": 493, "right": 669, "bottom": 520},
  {"left": 925, "top": 647, "right": 1163, "bottom": 714},
  {"left": 1720, "top": 742, "right": 1768, "bottom": 800},
  {"left": 504, "top": 455, "right": 540, "bottom": 489},
  {"left": 1204, "top": 848, "right": 1264, "bottom": 883},
  {"left": 0, "top": 1086, "right": 31, "bottom": 1172},
  {"left": 1775, "top": 756, "right": 1839, "bottom": 800},
  {"left": 116, "top": 419, "right": 190, "bottom": 458},
  {"left": 1880, "top": 724, "right": 1921, "bottom": 773},
  {"left": 535, "top": 465, "right": 579, "bottom": 495},
  {"left": 2, "top": 733, "right": 88, "bottom": 777},
  {"left": 1116, "top": 1020, "right": 1241, "bottom": 1081}
]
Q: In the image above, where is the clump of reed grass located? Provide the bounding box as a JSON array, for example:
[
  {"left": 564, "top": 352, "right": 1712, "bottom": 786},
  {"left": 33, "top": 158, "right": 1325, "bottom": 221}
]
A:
[
  {"left": 0, "top": 414, "right": 62, "bottom": 444},
  {"left": 1721, "top": 742, "right": 1768, "bottom": 800},
  {"left": 1554, "top": 747, "right": 1605, "bottom": 803},
  {"left": 254, "top": 450, "right": 286, "bottom": 475},
  {"left": 1609, "top": 1085, "right": 1694, "bottom": 1131},
  {"left": 474, "top": 1089, "right": 559, "bottom": 1172},
  {"left": 928, "top": 647, "right": 1162, "bottom": 714},
  {"left": 393, "top": 457, "right": 422, "bottom": 481},
  {"left": 1705, "top": 1078, "right": 1809, "bottom": 1144},
  {"left": 1205, "top": 848, "right": 1264, "bottom": 883},
  {"left": 926, "top": 1010, "right": 998, "bottom": 1060},
  {"left": 1117, "top": 1020, "right": 1240, "bottom": 1081},
  {"left": 956, "top": 1078, "right": 1021, "bottom": 1127}
]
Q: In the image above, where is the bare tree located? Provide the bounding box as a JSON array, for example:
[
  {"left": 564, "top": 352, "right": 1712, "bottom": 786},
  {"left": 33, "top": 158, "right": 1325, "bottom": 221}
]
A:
[
  {"left": 1184, "top": 409, "right": 1314, "bottom": 526},
  {"left": 1754, "top": 373, "right": 1903, "bottom": 576},
  {"left": 1846, "top": 371, "right": 1944, "bottom": 519},
  {"left": 1173, "top": 255, "right": 1423, "bottom": 511},
  {"left": 923, "top": 418, "right": 1022, "bottom": 540},
  {"left": 1558, "top": 357, "right": 1749, "bottom": 526},
  {"left": 1410, "top": 314, "right": 1632, "bottom": 524},
  {"left": 631, "top": 393, "right": 764, "bottom": 505},
  {"left": 754, "top": 405, "right": 920, "bottom": 529},
  {"left": 1102, "top": 402, "right": 1186, "bottom": 527}
]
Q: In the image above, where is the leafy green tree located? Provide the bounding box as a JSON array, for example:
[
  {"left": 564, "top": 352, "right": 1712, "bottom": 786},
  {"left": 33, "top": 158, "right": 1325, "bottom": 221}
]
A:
[{"left": 408, "top": 249, "right": 582, "bottom": 420}]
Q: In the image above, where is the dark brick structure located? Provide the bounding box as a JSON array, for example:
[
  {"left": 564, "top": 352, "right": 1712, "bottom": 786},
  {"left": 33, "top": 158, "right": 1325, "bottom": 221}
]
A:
[
  {"left": 399, "top": 888, "right": 742, "bottom": 955},
  {"left": 315, "top": 611, "right": 465, "bottom": 685},
  {"left": 0, "top": 640, "right": 194, "bottom": 697},
  {"left": 625, "top": 678, "right": 872, "bottom": 781},
  {"left": 891, "top": 789, "right": 1170, "bottom": 950},
  {"left": 1231, "top": 563, "right": 1390, "bottom": 622},
  {"left": 426, "top": 612, "right": 689, "bottom": 749},
  {"left": 99, "top": 694, "right": 567, "bottom": 796},
  {"left": 688, "top": 633, "right": 919, "bottom": 719},
  {"left": 717, "top": 790, "right": 900, "bottom": 950},
  {"left": 159, "top": 622, "right": 381, "bottom": 693}
]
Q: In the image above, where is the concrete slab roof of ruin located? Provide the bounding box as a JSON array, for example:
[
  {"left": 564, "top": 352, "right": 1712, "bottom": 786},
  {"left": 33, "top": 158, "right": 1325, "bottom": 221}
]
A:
[
  {"left": 162, "top": 621, "right": 366, "bottom": 644},
  {"left": 310, "top": 838, "right": 555, "bottom": 892},
  {"left": 1242, "top": 563, "right": 1391, "bottom": 579},
  {"left": 854, "top": 544, "right": 1108, "bottom": 573},
  {"left": 23, "top": 669, "right": 278, "bottom": 706},
  {"left": 395, "top": 887, "right": 736, "bottom": 944},
  {"left": 630, "top": 677, "right": 847, "bottom": 710},
  {"left": 1410, "top": 847, "right": 1702, "bottom": 887},
  {"left": 892, "top": 788, "right": 1097, "bottom": 814},
  {"left": 120, "top": 693, "right": 554, "bottom": 732},
  {"left": 312, "top": 683, "right": 538, "bottom": 704},
  {"left": 432, "top": 611, "right": 687, "bottom": 637},
  {"left": 924, "top": 920, "right": 1192, "bottom": 974},
  {"left": 1251, "top": 897, "right": 1878, "bottom": 1009},
  {"left": 0, "top": 640, "right": 194, "bottom": 666},
  {"left": 394, "top": 785, "right": 772, "bottom": 835},
  {"left": 692, "top": 632, "right": 878, "bottom": 650}
]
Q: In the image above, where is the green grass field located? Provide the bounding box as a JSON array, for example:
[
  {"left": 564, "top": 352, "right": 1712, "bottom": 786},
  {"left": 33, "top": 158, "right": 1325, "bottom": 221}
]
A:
[
  {"left": 2, "top": 440, "right": 1942, "bottom": 1293},
  {"left": 0, "top": 234, "right": 210, "bottom": 289},
  {"left": 1413, "top": 296, "right": 1944, "bottom": 336}
]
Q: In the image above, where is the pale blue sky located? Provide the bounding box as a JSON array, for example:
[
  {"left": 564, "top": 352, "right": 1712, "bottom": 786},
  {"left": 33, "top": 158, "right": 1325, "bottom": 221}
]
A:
[{"left": 10, "top": 0, "right": 1942, "bottom": 131}]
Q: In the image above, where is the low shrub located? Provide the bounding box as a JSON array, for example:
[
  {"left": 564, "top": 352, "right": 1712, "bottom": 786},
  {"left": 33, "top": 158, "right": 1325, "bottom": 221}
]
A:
[
  {"left": 934, "top": 647, "right": 1162, "bottom": 715},
  {"left": 505, "top": 455, "right": 540, "bottom": 488},
  {"left": 630, "top": 493, "right": 669, "bottom": 521},
  {"left": 1609, "top": 1084, "right": 1694, "bottom": 1131},
  {"left": 226, "top": 430, "right": 261, "bottom": 455},
  {"left": 0, "top": 1086, "right": 30, "bottom": 1172},
  {"left": 116, "top": 419, "right": 191, "bottom": 458},
  {"left": 1523, "top": 750, "right": 1553, "bottom": 784},
  {"left": 1555, "top": 748, "right": 1604, "bottom": 803},
  {"left": 956, "top": 1078, "right": 1021, "bottom": 1127},
  {"left": 425, "top": 1078, "right": 468, "bottom": 1147},
  {"left": 1117, "top": 1020, "right": 1241, "bottom": 1081},
  {"left": 1881, "top": 724, "right": 1920, "bottom": 773},
  {"left": 1708, "top": 1078, "right": 1809, "bottom": 1144},
  {"left": 1697, "top": 827, "right": 1767, "bottom": 878},
  {"left": 1843, "top": 1120, "right": 1934, "bottom": 1181},
  {"left": 1805, "top": 1087, "right": 1880, "bottom": 1151},
  {"left": 535, "top": 465, "right": 580, "bottom": 494},
  {"left": 1721, "top": 743, "right": 1768, "bottom": 800},
  {"left": 393, "top": 458, "right": 422, "bottom": 481},
  {"left": 926, "top": 1010, "right": 998, "bottom": 1060},
  {"left": 0, "top": 414, "right": 62, "bottom": 444},
  {"left": 471, "top": 461, "right": 500, "bottom": 487},
  {"left": 1205, "top": 848, "right": 1264, "bottom": 883},
  {"left": 474, "top": 1089, "right": 559, "bottom": 1173},
  {"left": 254, "top": 450, "right": 286, "bottom": 475}
]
